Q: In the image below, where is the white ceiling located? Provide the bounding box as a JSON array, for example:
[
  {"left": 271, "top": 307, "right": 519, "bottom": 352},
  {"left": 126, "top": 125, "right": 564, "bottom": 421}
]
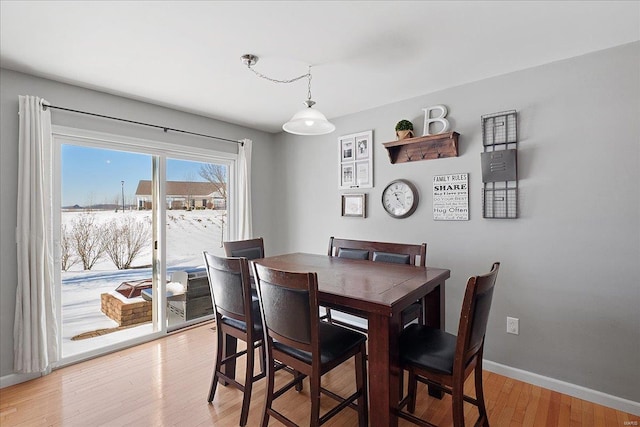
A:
[{"left": 1, "top": 1, "right": 638, "bottom": 134}]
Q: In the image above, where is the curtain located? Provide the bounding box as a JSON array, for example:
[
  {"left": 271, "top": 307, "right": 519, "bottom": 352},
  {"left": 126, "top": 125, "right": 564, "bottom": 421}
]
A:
[
  {"left": 237, "top": 139, "right": 253, "bottom": 239},
  {"left": 14, "top": 95, "right": 58, "bottom": 374}
]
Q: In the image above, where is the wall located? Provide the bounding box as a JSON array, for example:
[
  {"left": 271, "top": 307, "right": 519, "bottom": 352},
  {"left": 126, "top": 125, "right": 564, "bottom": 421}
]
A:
[
  {"left": 1, "top": 42, "right": 638, "bottom": 407},
  {"left": 0, "top": 68, "right": 278, "bottom": 379},
  {"left": 274, "top": 42, "right": 640, "bottom": 403}
]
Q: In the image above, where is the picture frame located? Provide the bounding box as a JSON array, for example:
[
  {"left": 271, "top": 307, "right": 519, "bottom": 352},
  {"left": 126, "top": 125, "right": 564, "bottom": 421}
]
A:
[
  {"left": 341, "top": 164, "right": 355, "bottom": 187},
  {"left": 433, "top": 173, "right": 469, "bottom": 221},
  {"left": 341, "top": 137, "right": 355, "bottom": 161},
  {"left": 342, "top": 193, "right": 366, "bottom": 218},
  {"left": 339, "top": 130, "right": 373, "bottom": 189}
]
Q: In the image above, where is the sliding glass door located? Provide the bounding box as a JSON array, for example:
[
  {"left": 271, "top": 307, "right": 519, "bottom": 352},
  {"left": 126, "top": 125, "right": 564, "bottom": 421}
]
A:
[{"left": 56, "top": 129, "right": 234, "bottom": 359}]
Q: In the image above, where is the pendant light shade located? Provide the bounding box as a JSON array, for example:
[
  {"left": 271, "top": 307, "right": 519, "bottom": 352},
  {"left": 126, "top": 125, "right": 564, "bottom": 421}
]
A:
[
  {"left": 241, "top": 54, "right": 335, "bottom": 136},
  {"left": 282, "top": 101, "right": 336, "bottom": 135}
]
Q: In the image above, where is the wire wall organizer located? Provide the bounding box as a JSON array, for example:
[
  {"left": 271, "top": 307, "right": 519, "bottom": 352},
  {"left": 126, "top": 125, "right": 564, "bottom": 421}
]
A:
[{"left": 481, "top": 110, "right": 518, "bottom": 219}]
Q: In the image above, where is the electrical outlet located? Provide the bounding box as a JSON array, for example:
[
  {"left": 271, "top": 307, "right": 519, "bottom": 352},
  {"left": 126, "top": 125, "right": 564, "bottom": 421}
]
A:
[{"left": 507, "top": 317, "right": 519, "bottom": 335}]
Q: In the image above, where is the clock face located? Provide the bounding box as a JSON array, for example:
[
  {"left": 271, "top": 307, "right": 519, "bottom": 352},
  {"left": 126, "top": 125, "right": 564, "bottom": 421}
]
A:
[{"left": 382, "top": 179, "right": 419, "bottom": 218}]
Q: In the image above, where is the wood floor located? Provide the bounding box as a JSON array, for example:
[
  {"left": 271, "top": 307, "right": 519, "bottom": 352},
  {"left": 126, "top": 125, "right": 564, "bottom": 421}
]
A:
[{"left": 0, "top": 322, "right": 636, "bottom": 426}]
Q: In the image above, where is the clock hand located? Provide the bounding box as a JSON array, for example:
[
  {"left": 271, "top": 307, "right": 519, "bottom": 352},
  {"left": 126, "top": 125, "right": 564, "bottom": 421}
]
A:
[{"left": 394, "top": 192, "right": 404, "bottom": 208}]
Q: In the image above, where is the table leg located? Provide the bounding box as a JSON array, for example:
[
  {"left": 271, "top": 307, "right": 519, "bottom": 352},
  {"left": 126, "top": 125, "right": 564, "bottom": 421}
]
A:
[
  {"left": 368, "top": 313, "right": 401, "bottom": 427},
  {"left": 424, "top": 282, "right": 444, "bottom": 329}
]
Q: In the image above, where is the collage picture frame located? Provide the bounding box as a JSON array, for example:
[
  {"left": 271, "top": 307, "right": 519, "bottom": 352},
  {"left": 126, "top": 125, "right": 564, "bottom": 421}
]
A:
[{"left": 339, "top": 130, "right": 373, "bottom": 189}]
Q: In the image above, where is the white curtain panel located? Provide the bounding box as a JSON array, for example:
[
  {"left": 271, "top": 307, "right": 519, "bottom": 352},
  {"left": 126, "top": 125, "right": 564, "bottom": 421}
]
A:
[
  {"left": 14, "top": 95, "right": 59, "bottom": 373},
  {"left": 237, "top": 139, "right": 253, "bottom": 239}
]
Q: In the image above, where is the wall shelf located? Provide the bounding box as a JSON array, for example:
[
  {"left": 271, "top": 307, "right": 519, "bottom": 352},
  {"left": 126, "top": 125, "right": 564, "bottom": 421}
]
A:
[{"left": 382, "top": 132, "right": 459, "bottom": 164}]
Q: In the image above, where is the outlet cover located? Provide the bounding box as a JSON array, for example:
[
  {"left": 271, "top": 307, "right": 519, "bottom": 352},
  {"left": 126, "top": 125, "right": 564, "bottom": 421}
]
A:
[{"left": 507, "top": 317, "right": 519, "bottom": 335}]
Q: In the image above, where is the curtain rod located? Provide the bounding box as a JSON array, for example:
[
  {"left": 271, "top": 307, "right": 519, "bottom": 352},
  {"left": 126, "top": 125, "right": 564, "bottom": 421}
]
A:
[{"left": 42, "top": 104, "right": 243, "bottom": 145}]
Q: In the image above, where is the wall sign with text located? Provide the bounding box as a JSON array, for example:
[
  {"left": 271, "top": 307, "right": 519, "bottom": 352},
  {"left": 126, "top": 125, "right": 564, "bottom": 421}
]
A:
[{"left": 433, "top": 173, "right": 469, "bottom": 220}]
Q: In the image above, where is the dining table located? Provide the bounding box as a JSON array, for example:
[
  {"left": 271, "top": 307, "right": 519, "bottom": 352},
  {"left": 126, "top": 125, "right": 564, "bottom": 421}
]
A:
[{"left": 251, "top": 252, "right": 450, "bottom": 427}]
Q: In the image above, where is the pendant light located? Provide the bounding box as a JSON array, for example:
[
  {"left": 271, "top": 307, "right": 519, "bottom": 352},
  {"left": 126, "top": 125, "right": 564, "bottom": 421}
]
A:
[{"left": 241, "top": 54, "right": 335, "bottom": 136}]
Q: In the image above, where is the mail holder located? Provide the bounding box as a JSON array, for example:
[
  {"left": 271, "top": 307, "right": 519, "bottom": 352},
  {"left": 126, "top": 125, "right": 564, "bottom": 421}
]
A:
[{"left": 481, "top": 110, "right": 519, "bottom": 219}]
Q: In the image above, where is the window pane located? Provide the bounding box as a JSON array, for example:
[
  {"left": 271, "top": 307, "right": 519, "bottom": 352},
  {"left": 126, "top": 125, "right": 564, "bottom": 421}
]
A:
[
  {"left": 164, "top": 158, "right": 228, "bottom": 327},
  {"left": 61, "top": 144, "right": 153, "bottom": 357}
]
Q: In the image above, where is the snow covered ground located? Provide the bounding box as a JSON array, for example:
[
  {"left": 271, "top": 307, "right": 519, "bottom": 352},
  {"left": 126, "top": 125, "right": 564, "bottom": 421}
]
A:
[{"left": 61, "top": 209, "right": 227, "bottom": 357}]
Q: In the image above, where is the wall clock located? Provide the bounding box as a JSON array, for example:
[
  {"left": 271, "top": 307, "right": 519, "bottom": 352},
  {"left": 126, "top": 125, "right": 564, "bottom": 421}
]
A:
[{"left": 381, "top": 179, "right": 419, "bottom": 218}]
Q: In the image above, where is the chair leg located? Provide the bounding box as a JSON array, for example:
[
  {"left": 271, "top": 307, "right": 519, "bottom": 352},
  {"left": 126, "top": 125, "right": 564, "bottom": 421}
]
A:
[
  {"left": 475, "top": 359, "right": 489, "bottom": 426},
  {"left": 407, "top": 369, "right": 418, "bottom": 414},
  {"left": 451, "top": 378, "right": 465, "bottom": 427},
  {"left": 239, "top": 341, "right": 255, "bottom": 427},
  {"left": 294, "top": 369, "right": 304, "bottom": 392},
  {"left": 261, "top": 354, "right": 275, "bottom": 427},
  {"left": 222, "top": 333, "right": 238, "bottom": 386},
  {"left": 208, "top": 330, "right": 225, "bottom": 402},
  {"left": 310, "top": 371, "right": 322, "bottom": 426},
  {"left": 355, "top": 343, "right": 369, "bottom": 427},
  {"left": 259, "top": 342, "right": 266, "bottom": 375}
]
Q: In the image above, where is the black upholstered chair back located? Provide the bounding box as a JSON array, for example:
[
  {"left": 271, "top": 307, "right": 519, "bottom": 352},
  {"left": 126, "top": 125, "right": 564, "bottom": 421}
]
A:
[
  {"left": 457, "top": 262, "right": 500, "bottom": 365},
  {"left": 223, "top": 237, "right": 265, "bottom": 260},
  {"left": 252, "top": 263, "right": 319, "bottom": 354},
  {"left": 328, "top": 236, "right": 426, "bottom": 267},
  {"left": 203, "top": 252, "right": 251, "bottom": 324}
]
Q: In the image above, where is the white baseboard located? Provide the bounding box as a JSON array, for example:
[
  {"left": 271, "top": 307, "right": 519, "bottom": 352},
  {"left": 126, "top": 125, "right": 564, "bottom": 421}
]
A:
[
  {"left": 483, "top": 360, "right": 640, "bottom": 416},
  {"left": 0, "top": 372, "right": 42, "bottom": 388}
]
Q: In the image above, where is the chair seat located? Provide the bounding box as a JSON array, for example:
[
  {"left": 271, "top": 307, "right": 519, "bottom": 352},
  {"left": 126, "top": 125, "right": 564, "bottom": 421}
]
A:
[
  {"left": 400, "top": 324, "right": 457, "bottom": 375},
  {"left": 274, "top": 322, "right": 367, "bottom": 365},
  {"left": 221, "top": 298, "right": 263, "bottom": 334}
]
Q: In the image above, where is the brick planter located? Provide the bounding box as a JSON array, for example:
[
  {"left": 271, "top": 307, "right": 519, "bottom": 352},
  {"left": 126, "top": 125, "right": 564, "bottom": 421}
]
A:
[{"left": 101, "top": 292, "right": 152, "bottom": 326}]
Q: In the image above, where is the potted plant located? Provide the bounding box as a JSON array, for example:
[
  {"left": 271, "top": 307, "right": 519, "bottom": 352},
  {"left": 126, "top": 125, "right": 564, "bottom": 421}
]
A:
[{"left": 395, "top": 119, "right": 414, "bottom": 140}]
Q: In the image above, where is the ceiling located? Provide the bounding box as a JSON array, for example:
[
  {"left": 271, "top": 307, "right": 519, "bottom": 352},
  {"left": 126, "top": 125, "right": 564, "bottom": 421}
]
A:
[{"left": 1, "top": 1, "right": 638, "bottom": 134}]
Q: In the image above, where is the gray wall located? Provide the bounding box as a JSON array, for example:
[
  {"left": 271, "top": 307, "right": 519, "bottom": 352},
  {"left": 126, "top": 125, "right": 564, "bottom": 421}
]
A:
[
  {"left": 1, "top": 42, "right": 638, "bottom": 404},
  {"left": 274, "top": 42, "right": 640, "bottom": 402},
  {"left": 0, "top": 68, "right": 278, "bottom": 378}
]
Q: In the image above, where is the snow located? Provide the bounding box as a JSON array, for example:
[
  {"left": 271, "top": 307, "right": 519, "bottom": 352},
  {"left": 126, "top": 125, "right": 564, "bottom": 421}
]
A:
[{"left": 61, "top": 209, "right": 226, "bottom": 357}]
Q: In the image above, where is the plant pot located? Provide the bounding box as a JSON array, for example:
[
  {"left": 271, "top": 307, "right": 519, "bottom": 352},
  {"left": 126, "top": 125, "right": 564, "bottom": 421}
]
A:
[{"left": 396, "top": 130, "right": 414, "bottom": 140}]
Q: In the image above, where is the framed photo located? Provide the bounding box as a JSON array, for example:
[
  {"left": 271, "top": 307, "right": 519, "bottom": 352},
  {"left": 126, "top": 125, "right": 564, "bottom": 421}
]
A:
[
  {"left": 355, "top": 161, "right": 370, "bottom": 186},
  {"left": 341, "top": 137, "right": 355, "bottom": 161},
  {"left": 342, "top": 193, "right": 366, "bottom": 218},
  {"left": 339, "top": 130, "right": 373, "bottom": 189},
  {"left": 355, "top": 135, "right": 369, "bottom": 160},
  {"left": 341, "top": 164, "right": 355, "bottom": 187}
]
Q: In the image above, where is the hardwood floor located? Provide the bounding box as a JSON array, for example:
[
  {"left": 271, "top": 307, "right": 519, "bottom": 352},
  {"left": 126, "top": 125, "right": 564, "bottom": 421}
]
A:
[{"left": 0, "top": 322, "right": 636, "bottom": 426}]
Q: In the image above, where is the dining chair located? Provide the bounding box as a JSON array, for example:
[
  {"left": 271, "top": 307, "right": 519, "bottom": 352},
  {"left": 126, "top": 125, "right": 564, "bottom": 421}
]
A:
[
  {"left": 326, "top": 236, "right": 427, "bottom": 330},
  {"left": 398, "top": 262, "right": 500, "bottom": 427},
  {"left": 252, "top": 262, "right": 369, "bottom": 427},
  {"left": 223, "top": 237, "right": 265, "bottom": 260},
  {"left": 203, "top": 251, "right": 265, "bottom": 427}
]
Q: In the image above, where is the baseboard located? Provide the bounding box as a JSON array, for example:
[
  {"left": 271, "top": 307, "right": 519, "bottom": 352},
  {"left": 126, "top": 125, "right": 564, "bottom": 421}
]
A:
[
  {"left": 0, "top": 372, "right": 42, "bottom": 388},
  {"left": 483, "top": 360, "right": 640, "bottom": 416}
]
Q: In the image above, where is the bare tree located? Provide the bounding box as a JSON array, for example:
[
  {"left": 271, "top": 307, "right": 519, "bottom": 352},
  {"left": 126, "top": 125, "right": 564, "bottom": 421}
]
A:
[
  {"left": 184, "top": 171, "right": 196, "bottom": 210},
  {"left": 71, "top": 214, "right": 105, "bottom": 270},
  {"left": 199, "top": 164, "right": 227, "bottom": 204},
  {"left": 103, "top": 215, "right": 151, "bottom": 269},
  {"left": 60, "top": 224, "right": 78, "bottom": 271}
]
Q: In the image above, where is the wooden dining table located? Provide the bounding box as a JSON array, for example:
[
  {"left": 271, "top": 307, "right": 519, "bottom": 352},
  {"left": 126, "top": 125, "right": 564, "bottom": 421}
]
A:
[{"left": 253, "top": 252, "right": 450, "bottom": 427}]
